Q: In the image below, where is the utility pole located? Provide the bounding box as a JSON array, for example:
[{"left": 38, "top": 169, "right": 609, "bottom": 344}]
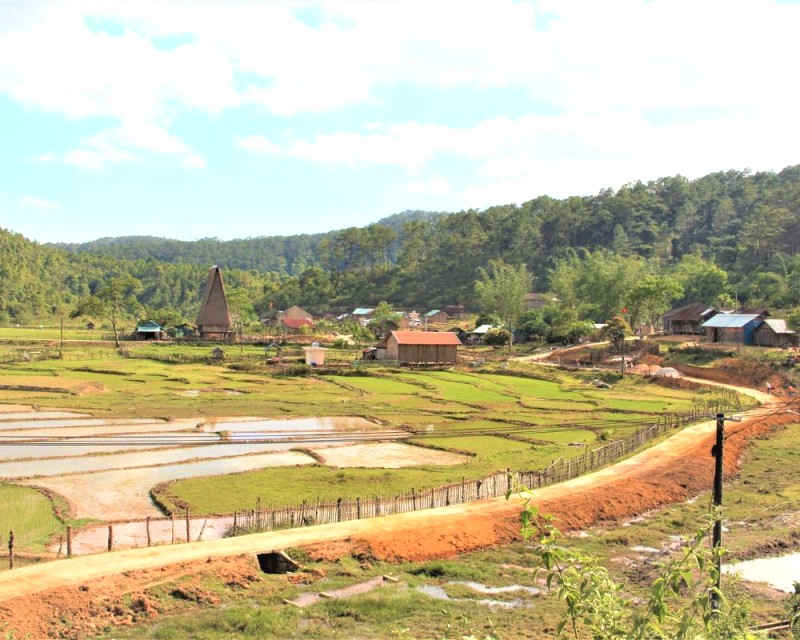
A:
[
  {"left": 710, "top": 411, "right": 740, "bottom": 613},
  {"left": 711, "top": 412, "right": 724, "bottom": 612}
]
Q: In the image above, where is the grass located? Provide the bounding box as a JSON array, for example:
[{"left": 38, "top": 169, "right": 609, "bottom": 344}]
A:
[
  {"left": 0, "top": 483, "right": 65, "bottom": 552},
  {"left": 0, "top": 345, "right": 740, "bottom": 532},
  {"left": 102, "top": 418, "right": 800, "bottom": 640}
]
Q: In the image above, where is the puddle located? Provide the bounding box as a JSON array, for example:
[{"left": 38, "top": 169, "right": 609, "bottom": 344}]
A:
[
  {"left": 630, "top": 546, "right": 659, "bottom": 554},
  {"left": 723, "top": 552, "right": 800, "bottom": 592},
  {"left": 416, "top": 581, "right": 539, "bottom": 609},
  {"left": 180, "top": 389, "right": 243, "bottom": 397}
]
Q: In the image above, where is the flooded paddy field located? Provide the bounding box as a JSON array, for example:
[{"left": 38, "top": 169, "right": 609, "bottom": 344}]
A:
[
  {"left": 0, "top": 406, "right": 413, "bottom": 525},
  {"left": 28, "top": 450, "right": 315, "bottom": 520}
]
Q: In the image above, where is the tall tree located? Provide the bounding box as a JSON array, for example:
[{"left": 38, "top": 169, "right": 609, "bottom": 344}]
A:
[
  {"left": 474, "top": 260, "right": 532, "bottom": 345},
  {"left": 70, "top": 275, "right": 142, "bottom": 347}
]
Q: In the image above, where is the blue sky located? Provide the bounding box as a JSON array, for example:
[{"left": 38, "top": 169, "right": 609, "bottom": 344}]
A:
[{"left": 1, "top": 0, "right": 799, "bottom": 244}]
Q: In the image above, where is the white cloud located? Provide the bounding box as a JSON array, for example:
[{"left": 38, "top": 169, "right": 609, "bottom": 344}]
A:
[
  {"left": 19, "top": 195, "right": 60, "bottom": 210},
  {"left": 236, "top": 135, "right": 281, "bottom": 154},
  {"left": 3, "top": 1, "right": 800, "bottom": 184},
  {"left": 398, "top": 177, "right": 452, "bottom": 196},
  {"left": 182, "top": 153, "right": 207, "bottom": 169}
]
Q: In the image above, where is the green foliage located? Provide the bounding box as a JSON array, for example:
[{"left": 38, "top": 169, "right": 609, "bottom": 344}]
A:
[
  {"left": 512, "top": 495, "right": 762, "bottom": 640},
  {"left": 483, "top": 328, "right": 511, "bottom": 347},
  {"left": 474, "top": 260, "right": 532, "bottom": 339}
]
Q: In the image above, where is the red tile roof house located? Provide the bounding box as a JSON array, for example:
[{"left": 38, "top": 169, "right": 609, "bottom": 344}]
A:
[
  {"left": 386, "top": 330, "right": 462, "bottom": 365},
  {"left": 281, "top": 317, "right": 314, "bottom": 334}
]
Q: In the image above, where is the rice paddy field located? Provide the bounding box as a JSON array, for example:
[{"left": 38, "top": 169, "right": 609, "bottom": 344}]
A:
[{"left": 0, "top": 343, "right": 747, "bottom": 552}]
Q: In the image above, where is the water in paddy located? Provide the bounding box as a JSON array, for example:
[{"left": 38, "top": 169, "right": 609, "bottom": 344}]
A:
[
  {"left": 200, "top": 416, "right": 380, "bottom": 435},
  {"left": 0, "top": 411, "right": 91, "bottom": 421},
  {"left": 0, "top": 418, "right": 157, "bottom": 430},
  {"left": 0, "top": 440, "right": 302, "bottom": 478},
  {"left": 723, "top": 552, "right": 800, "bottom": 592}
]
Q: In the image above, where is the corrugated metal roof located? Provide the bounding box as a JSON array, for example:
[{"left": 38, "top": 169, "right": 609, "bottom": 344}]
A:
[
  {"left": 701, "top": 314, "right": 762, "bottom": 329},
  {"left": 471, "top": 324, "right": 495, "bottom": 334},
  {"left": 424, "top": 309, "right": 442, "bottom": 317},
  {"left": 763, "top": 319, "right": 796, "bottom": 335},
  {"left": 390, "top": 331, "right": 461, "bottom": 345},
  {"left": 352, "top": 308, "right": 374, "bottom": 316}
]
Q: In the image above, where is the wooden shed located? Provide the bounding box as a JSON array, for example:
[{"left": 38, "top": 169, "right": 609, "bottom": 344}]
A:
[
  {"left": 754, "top": 319, "right": 798, "bottom": 347},
  {"left": 387, "top": 331, "right": 461, "bottom": 365},
  {"left": 662, "top": 303, "right": 718, "bottom": 335},
  {"left": 424, "top": 309, "right": 450, "bottom": 324},
  {"left": 196, "top": 266, "right": 233, "bottom": 340},
  {"left": 134, "top": 320, "right": 163, "bottom": 340},
  {"left": 701, "top": 313, "right": 764, "bottom": 345}
]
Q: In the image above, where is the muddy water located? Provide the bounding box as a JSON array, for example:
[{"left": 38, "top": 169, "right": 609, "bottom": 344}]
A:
[
  {"left": 723, "top": 552, "right": 800, "bottom": 592},
  {"left": 28, "top": 450, "right": 315, "bottom": 520},
  {"left": 0, "top": 440, "right": 197, "bottom": 460}
]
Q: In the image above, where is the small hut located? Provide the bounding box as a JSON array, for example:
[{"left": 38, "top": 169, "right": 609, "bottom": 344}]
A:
[
  {"left": 701, "top": 313, "right": 764, "bottom": 345},
  {"left": 386, "top": 330, "right": 461, "bottom": 365},
  {"left": 754, "top": 319, "right": 798, "bottom": 347},
  {"left": 134, "top": 320, "right": 163, "bottom": 340},
  {"left": 196, "top": 266, "right": 233, "bottom": 340}
]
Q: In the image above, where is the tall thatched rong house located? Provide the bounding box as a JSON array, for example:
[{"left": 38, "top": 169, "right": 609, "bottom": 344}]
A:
[{"left": 196, "top": 265, "right": 233, "bottom": 340}]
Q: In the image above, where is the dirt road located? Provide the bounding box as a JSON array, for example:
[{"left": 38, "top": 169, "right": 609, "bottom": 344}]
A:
[{"left": 0, "top": 383, "right": 784, "bottom": 604}]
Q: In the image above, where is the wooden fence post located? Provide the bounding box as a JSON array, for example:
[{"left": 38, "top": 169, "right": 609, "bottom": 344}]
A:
[
  {"left": 356, "top": 497, "right": 361, "bottom": 519},
  {"left": 146, "top": 516, "right": 151, "bottom": 547},
  {"left": 412, "top": 489, "right": 417, "bottom": 511},
  {"left": 233, "top": 511, "right": 238, "bottom": 536},
  {"left": 66, "top": 525, "right": 72, "bottom": 558},
  {"left": 171, "top": 513, "right": 175, "bottom": 544},
  {"left": 336, "top": 497, "right": 342, "bottom": 522},
  {"left": 186, "top": 509, "right": 191, "bottom": 543},
  {"left": 108, "top": 525, "right": 113, "bottom": 551},
  {"left": 8, "top": 530, "right": 13, "bottom": 570}
]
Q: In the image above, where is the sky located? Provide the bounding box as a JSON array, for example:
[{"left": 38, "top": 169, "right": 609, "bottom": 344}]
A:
[{"left": 1, "top": 0, "right": 799, "bottom": 245}]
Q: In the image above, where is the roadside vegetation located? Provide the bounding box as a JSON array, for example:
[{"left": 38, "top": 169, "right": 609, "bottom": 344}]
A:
[{"left": 96, "top": 420, "right": 800, "bottom": 640}]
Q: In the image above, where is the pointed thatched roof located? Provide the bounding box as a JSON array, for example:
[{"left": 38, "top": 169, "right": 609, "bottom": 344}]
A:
[{"left": 196, "top": 265, "right": 232, "bottom": 334}]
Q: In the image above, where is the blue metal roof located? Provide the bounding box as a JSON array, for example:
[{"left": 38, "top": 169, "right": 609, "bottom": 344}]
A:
[
  {"left": 352, "top": 308, "right": 374, "bottom": 316},
  {"left": 701, "top": 314, "right": 761, "bottom": 329}
]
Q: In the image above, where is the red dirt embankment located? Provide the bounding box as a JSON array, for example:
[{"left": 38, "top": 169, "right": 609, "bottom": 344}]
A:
[{"left": 0, "top": 372, "right": 795, "bottom": 639}]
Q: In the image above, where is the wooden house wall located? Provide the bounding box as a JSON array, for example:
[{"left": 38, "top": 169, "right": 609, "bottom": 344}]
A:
[{"left": 397, "top": 344, "right": 457, "bottom": 364}]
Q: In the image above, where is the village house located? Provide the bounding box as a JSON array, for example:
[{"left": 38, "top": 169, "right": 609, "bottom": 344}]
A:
[
  {"left": 701, "top": 313, "right": 764, "bottom": 346},
  {"left": 662, "top": 303, "right": 718, "bottom": 335},
  {"left": 754, "top": 319, "right": 798, "bottom": 347},
  {"left": 424, "top": 309, "right": 449, "bottom": 324},
  {"left": 386, "top": 330, "right": 461, "bottom": 365},
  {"left": 442, "top": 304, "right": 466, "bottom": 318},
  {"left": 352, "top": 308, "right": 375, "bottom": 327},
  {"left": 524, "top": 293, "right": 560, "bottom": 311},
  {"left": 196, "top": 265, "right": 233, "bottom": 340},
  {"left": 269, "top": 305, "right": 314, "bottom": 334},
  {"left": 134, "top": 320, "right": 163, "bottom": 340}
]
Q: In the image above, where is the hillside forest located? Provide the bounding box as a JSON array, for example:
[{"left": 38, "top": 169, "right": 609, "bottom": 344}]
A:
[{"left": 3, "top": 165, "right": 800, "bottom": 332}]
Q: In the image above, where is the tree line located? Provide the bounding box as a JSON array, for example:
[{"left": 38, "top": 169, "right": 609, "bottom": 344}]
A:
[{"left": 3, "top": 166, "right": 800, "bottom": 327}]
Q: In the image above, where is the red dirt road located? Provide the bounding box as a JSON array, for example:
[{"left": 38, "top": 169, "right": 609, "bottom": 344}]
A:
[{"left": 0, "top": 385, "right": 794, "bottom": 639}]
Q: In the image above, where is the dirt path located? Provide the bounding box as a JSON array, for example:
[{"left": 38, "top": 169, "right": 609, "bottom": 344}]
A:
[
  {"left": 0, "top": 386, "right": 786, "bottom": 604},
  {"left": 0, "top": 377, "right": 794, "bottom": 640}
]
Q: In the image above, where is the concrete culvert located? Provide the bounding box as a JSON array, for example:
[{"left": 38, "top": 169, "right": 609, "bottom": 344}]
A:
[{"left": 256, "top": 550, "right": 301, "bottom": 574}]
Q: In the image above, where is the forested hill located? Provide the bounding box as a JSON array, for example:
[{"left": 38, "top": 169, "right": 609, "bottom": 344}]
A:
[
  {"left": 52, "top": 210, "right": 444, "bottom": 274},
  {"left": 4, "top": 165, "right": 800, "bottom": 324}
]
